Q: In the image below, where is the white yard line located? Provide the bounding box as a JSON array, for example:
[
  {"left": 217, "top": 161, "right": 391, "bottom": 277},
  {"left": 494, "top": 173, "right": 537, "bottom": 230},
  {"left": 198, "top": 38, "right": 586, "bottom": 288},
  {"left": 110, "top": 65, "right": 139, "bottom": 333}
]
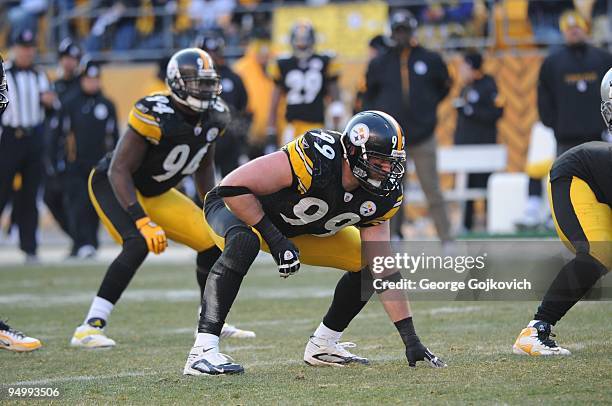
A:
[{"left": 3, "top": 371, "right": 156, "bottom": 387}]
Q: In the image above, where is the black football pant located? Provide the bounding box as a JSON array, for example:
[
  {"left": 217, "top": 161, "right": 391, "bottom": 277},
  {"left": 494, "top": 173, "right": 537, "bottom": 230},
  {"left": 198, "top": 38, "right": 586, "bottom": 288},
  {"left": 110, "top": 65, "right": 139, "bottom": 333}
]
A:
[
  {"left": 43, "top": 174, "right": 72, "bottom": 242},
  {"left": 0, "top": 127, "right": 43, "bottom": 255}
]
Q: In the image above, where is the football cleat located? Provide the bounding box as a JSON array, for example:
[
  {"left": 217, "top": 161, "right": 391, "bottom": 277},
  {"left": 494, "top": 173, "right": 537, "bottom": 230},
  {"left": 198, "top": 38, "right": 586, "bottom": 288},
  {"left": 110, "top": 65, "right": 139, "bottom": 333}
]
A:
[
  {"left": 70, "top": 318, "right": 116, "bottom": 349},
  {"left": 513, "top": 320, "right": 571, "bottom": 356},
  {"left": 0, "top": 320, "right": 42, "bottom": 352},
  {"left": 221, "top": 323, "right": 256, "bottom": 339},
  {"left": 304, "top": 335, "right": 370, "bottom": 367},
  {"left": 183, "top": 346, "right": 244, "bottom": 376}
]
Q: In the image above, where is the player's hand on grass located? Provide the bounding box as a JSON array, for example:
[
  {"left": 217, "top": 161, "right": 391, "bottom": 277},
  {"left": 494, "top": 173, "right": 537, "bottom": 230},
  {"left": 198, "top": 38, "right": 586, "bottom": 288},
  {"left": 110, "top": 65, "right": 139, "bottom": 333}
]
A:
[
  {"left": 405, "top": 340, "right": 447, "bottom": 368},
  {"left": 136, "top": 217, "right": 167, "bottom": 254}
]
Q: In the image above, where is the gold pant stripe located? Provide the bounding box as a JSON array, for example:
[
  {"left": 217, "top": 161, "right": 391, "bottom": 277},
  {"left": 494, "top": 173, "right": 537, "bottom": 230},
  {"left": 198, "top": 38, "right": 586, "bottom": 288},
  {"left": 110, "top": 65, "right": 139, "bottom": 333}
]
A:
[{"left": 88, "top": 170, "right": 124, "bottom": 245}]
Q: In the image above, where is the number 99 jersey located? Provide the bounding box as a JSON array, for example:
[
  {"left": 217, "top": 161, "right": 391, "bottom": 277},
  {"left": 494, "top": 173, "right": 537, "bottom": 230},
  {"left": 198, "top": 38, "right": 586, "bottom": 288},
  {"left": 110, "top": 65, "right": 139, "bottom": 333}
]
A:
[
  {"left": 97, "top": 92, "right": 230, "bottom": 197},
  {"left": 268, "top": 53, "right": 340, "bottom": 124},
  {"left": 258, "top": 129, "right": 404, "bottom": 238}
]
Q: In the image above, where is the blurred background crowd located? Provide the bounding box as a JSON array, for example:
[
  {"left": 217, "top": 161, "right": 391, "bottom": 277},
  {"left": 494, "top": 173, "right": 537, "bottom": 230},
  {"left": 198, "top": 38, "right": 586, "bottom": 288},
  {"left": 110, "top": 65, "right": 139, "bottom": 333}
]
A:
[{"left": 0, "top": 0, "right": 611, "bottom": 261}]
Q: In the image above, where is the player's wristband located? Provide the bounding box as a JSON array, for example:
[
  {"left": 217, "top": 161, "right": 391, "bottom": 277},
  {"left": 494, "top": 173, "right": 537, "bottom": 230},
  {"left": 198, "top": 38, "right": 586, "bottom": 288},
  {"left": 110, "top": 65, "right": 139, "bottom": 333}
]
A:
[
  {"left": 394, "top": 317, "right": 420, "bottom": 347},
  {"left": 126, "top": 202, "right": 147, "bottom": 223},
  {"left": 253, "top": 215, "right": 284, "bottom": 247}
]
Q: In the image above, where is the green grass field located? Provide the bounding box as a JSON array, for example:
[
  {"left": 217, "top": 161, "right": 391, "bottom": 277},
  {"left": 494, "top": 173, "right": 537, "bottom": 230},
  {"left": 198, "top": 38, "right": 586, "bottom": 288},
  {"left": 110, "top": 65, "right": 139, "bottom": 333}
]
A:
[{"left": 1, "top": 261, "right": 610, "bottom": 404}]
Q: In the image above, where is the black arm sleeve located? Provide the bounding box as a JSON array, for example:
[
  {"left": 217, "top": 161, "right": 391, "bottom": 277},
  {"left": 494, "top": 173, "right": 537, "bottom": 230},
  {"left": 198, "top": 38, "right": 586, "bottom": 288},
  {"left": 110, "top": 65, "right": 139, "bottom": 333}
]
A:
[{"left": 537, "top": 58, "right": 556, "bottom": 128}]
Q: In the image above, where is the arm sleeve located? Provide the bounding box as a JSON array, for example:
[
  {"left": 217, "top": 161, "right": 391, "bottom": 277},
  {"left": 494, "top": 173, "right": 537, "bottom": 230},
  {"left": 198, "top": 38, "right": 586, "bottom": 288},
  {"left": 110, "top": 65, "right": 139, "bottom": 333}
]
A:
[
  {"left": 435, "top": 54, "right": 452, "bottom": 102},
  {"left": 363, "top": 58, "right": 380, "bottom": 110}
]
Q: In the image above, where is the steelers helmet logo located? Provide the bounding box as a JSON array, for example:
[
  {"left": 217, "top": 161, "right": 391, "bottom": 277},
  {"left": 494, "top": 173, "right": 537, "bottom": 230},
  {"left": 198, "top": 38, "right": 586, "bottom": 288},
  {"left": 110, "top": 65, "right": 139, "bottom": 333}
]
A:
[
  {"left": 350, "top": 123, "right": 370, "bottom": 146},
  {"left": 206, "top": 127, "right": 219, "bottom": 142},
  {"left": 360, "top": 201, "right": 377, "bottom": 216}
]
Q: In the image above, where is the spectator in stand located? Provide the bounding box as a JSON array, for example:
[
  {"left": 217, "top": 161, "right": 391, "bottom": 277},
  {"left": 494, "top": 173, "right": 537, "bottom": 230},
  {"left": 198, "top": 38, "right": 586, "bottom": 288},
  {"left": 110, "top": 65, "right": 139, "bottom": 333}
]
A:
[
  {"left": 410, "top": 1, "right": 475, "bottom": 48},
  {"left": 7, "top": 0, "right": 48, "bottom": 38},
  {"left": 453, "top": 50, "right": 504, "bottom": 232},
  {"left": 85, "top": 0, "right": 139, "bottom": 52},
  {"left": 527, "top": 0, "right": 572, "bottom": 45},
  {"left": 189, "top": 0, "right": 236, "bottom": 33}
]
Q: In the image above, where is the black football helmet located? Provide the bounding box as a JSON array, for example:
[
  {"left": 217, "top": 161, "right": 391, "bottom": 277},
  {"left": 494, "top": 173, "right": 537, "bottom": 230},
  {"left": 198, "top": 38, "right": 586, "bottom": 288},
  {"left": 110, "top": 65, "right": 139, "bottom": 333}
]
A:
[
  {"left": 340, "top": 111, "right": 406, "bottom": 196},
  {"left": 290, "top": 20, "right": 315, "bottom": 59},
  {"left": 166, "top": 48, "right": 221, "bottom": 112}
]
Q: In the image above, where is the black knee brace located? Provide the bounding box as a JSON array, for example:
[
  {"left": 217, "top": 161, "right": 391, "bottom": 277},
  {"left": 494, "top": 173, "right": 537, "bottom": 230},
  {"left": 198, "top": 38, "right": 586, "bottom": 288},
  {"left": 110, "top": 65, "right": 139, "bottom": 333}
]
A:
[
  {"left": 97, "top": 236, "right": 148, "bottom": 304},
  {"left": 196, "top": 247, "right": 222, "bottom": 298},
  {"left": 198, "top": 227, "right": 260, "bottom": 336},
  {"left": 219, "top": 226, "right": 261, "bottom": 276}
]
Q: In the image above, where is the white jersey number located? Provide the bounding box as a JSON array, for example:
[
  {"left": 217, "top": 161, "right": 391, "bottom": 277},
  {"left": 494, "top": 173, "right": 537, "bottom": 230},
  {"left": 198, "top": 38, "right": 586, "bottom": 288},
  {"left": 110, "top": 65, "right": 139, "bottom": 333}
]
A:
[
  {"left": 280, "top": 196, "right": 361, "bottom": 236},
  {"left": 152, "top": 144, "right": 210, "bottom": 182},
  {"left": 285, "top": 69, "right": 323, "bottom": 105}
]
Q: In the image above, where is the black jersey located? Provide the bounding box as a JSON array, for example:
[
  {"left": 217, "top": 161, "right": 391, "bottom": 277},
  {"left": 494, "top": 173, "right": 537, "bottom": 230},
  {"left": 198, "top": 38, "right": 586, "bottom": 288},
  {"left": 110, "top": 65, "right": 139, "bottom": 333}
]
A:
[
  {"left": 97, "top": 92, "right": 230, "bottom": 197},
  {"left": 550, "top": 141, "right": 612, "bottom": 206},
  {"left": 258, "top": 129, "right": 403, "bottom": 238},
  {"left": 268, "top": 53, "right": 340, "bottom": 123}
]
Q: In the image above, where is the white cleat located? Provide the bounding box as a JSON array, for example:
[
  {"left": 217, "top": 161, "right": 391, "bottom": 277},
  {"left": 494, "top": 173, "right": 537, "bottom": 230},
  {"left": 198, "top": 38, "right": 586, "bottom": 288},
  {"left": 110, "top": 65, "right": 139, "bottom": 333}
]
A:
[
  {"left": 221, "top": 323, "right": 256, "bottom": 339},
  {"left": 183, "top": 346, "right": 244, "bottom": 376},
  {"left": 70, "top": 319, "right": 116, "bottom": 349},
  {"left": 304, "top": 335, "right": 369, "bottom": 367},
  {"left": 0, "top": 320, "right": 42, "bottom": 352},
  {"left": 513, "top": 320, "right": 571, "bottom": 356}
]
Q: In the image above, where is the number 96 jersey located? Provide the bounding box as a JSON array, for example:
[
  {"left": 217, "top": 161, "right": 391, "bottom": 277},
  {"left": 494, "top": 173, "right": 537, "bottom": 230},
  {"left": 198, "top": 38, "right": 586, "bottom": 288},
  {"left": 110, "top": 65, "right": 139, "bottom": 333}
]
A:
[
  {"left": 258, "top": 130, "right": 404, "bottom": 238},
  {"left": 97, "top": 93, "right": 230, "bottom": 197}
]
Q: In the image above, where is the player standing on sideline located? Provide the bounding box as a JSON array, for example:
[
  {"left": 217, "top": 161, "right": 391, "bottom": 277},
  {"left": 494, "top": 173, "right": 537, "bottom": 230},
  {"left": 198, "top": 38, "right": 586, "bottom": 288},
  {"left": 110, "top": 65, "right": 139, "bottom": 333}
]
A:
[
  {"left": 266, "top": 20, "right": 345, "bottom": 149},
  {"left": 70, "top": 48, "right": 253, "bottom": 349},
  {"left": 513, "top": 68, "right": 612, "bottom": 356},
  {"left": 184, "top": 111, "right": 446, "bottom": 375},
  {"left": 0, "top": 54, "right": 41, "bottom": 352}
]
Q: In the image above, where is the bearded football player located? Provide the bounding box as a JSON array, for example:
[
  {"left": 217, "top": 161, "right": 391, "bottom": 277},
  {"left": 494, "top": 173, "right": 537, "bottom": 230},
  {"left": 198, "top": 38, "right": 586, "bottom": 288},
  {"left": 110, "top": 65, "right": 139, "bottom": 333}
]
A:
[
  {"left": 513, "top": 68, "right": 612, "bottom": 356},
  {"left": 183, "top": 111, "right": 446, "bottom": 375},
  {"left": 71, "top": 48, "right": 253, "bottom": 348}
]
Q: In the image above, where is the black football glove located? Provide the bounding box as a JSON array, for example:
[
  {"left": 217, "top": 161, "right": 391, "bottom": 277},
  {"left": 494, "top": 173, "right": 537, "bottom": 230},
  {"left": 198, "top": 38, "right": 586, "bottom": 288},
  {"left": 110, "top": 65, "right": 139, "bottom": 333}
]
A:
[
  {"left": 270, "top": 237, "right": 300, "bottom": 278},
  {"left": 405, "top": 340, "right": 447, "bottom": 368},
  {"left": 254, "top": 215, "right": 300, "bottom": 278}
]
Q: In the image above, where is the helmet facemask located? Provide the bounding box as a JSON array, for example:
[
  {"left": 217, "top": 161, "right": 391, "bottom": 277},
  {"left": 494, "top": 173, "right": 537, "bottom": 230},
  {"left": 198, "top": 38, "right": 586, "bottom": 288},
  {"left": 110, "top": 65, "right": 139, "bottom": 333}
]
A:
[
  {"left": 345, "top": 144, "right": 406, "bottom": 196},
  {"left": 602, "top": 100, "right": 612, "bottom": 134}
]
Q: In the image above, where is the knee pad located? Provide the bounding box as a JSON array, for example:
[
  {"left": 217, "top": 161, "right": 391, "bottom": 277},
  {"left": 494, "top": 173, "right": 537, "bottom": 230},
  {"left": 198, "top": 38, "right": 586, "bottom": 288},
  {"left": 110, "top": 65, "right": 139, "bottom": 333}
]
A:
[
  {"left": 117, "top": 236, "right": 148, "bottom": 267},
  {"left": 219, "top": 226, "right": 260, "bottom": 276},
  {"left": 197, "top": 246, "right": 222, "bottom": 271}
]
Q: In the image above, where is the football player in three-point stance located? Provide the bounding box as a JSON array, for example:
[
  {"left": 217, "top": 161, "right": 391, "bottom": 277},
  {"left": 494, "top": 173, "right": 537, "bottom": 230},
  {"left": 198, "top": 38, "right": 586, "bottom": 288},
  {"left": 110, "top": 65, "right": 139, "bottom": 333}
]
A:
[
  {"left": 513, "top": 68, "right": 612, "bottom": 356},
  {"left": 266, "top": 20, "right": 345, "bottom": 147},
  {"left": 184, "top": 111, "right": 446, "bottom": 375},
  {"left": 71, "top": 48, "right": 253, "bottom": 348}
]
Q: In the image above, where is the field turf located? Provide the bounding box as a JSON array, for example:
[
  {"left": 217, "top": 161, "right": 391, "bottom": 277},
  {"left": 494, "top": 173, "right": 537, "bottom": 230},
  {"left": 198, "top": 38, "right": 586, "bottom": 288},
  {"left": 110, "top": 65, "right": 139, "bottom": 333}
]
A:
[{"left": 0, "top": 262, "right": 610, "bottom": 404}]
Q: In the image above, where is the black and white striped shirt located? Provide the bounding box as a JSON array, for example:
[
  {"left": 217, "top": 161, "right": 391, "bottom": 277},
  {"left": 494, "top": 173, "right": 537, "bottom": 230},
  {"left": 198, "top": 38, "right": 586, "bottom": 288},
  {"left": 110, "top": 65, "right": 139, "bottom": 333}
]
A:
[{"left": 1, "top": 60, "right": 50, "bottom": 129}]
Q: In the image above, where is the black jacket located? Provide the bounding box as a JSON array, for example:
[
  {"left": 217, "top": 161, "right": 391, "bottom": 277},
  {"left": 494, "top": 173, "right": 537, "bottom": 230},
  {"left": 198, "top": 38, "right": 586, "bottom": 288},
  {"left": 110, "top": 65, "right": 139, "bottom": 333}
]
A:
[
  {"left": 454, "top": 74, "right": 503, "bottom": 145},
  {"left": 538, "top": 43, "right": 612, "bottom": 143},
  {"left": 53, "top": 88, "right": 119, "bottom": 172},
  {"left": 364, "top": 45, "right": 451, "bottom": 146}
]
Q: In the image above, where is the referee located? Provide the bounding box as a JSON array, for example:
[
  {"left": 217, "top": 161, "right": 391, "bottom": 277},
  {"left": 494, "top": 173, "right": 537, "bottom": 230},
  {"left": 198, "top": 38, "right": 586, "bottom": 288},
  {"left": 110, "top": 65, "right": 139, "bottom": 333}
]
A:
[{"left": 0, "top": 29, "right": 57, "bottom": 262}]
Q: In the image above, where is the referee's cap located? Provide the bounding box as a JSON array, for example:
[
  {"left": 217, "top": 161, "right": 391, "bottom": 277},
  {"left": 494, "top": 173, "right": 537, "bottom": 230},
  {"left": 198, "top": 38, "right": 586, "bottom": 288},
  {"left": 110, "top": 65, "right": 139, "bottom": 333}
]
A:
[
  {"left": 80, "top": 58, "right": 101, "bottom": 78},
  {"left": 12, "top": 29, "right": 36, "bottom": 47},
  {"left": 58, "top": 38, "right": 82, "bottom": 60}
]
